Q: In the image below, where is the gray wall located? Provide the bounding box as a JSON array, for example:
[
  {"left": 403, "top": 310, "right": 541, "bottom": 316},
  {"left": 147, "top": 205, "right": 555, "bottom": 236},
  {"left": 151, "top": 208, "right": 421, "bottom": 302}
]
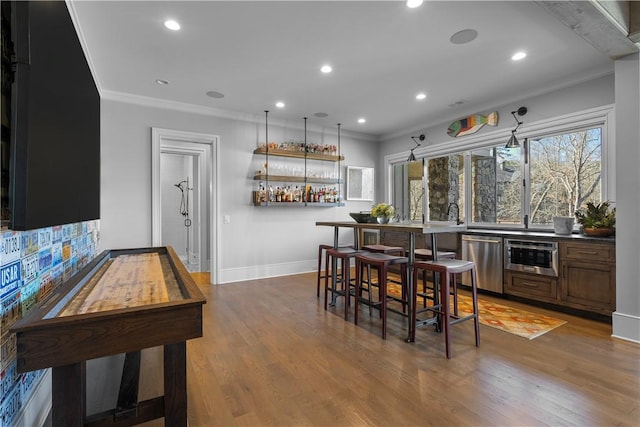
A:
[
  {"left": 100, "top": 68, "right": 639, "bottom": 342},
  {"left": 613, "top": 53, "right": 640, "bottom": 342},
  {"left": 377, "top": 71, "right": 640, "bottom": 343},
  {"left": 100, "top": 100, "right": 378, "bottom": 282}
]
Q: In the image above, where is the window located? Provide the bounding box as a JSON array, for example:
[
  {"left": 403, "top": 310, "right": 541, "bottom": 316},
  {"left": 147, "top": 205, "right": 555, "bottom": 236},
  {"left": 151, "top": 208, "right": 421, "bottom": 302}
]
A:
[
  {"left": 471, "top": 146, "right": 522, "bottom": 224},
  {"left": 391, "top": 154, "right": 465, "bottom": 224},
  {"left": 470, "top": 126, "right": 603, "bottom": 227},
  {"left": 528, "top": 127, "right": 602, "bottom": 225},
  {"left": 426, "top": 154, "right": 465, "bottom": 223},
  {"left": 392, "top": 161, "right": 424, "bottom": 222},
  {"left": 387, "top": 106, "right": 610, "bottom": 230}
]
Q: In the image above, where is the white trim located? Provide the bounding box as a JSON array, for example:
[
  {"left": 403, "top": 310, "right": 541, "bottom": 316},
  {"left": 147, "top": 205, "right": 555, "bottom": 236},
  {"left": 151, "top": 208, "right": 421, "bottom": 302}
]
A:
[
  {"left": 65, "top": 1, "right": 103, "bottom": 93},
  {"left": 220, "top": 260, "right": 315, "bottom": 284},
  {"left": 612, "top": 311, "right": 640, "bottom": 344},
  {"left": 381, "top": 70, "right": 614, "bottom": 142},
  {"left": 152, "top": 128, "right": 221, "bottom": 284},
  {"left": 104, "top": 90, "right": 375, "bottom": 143}
]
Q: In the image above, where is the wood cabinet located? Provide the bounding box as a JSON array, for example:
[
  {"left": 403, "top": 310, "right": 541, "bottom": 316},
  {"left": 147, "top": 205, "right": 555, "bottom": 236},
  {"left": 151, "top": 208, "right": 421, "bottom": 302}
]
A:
[
  {"left": 504, "top": 270, "right": 559, "bottom": 303},
  {"left": 560, "top": 241, "right": 615, "bottom": 315},
  {"left": 503, "top": 239, "right": 616, "bottom": 316}
]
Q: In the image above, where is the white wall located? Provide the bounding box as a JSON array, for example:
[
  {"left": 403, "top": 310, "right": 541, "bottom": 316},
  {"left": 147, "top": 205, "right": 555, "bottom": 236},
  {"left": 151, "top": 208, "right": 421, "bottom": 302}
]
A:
[{"left": 100, "top": 99, "right": 377, "bottom": 282}]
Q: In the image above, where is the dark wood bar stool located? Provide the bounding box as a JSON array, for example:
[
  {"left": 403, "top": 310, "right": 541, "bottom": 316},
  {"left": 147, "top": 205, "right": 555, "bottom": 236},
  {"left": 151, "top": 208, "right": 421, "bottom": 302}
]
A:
[
  {"left": 324, "top": 247, "right": 367, "bottom": 321},
  {"left": 317, "top": 244, "right": 354, "bottom": 297},
  {"left": 413, "top": 248, "right": 456, "bottom": 311},
  {"left": 317, "top": 244, "right": 333, "bottom": 297},
  {"left": 360, "top": 244, "right": 406, "bottom": 314},
  {"left": 412, "top": 259, "right": 480, "bottom": 358},
  {"left": 354, "top": 252, "right": 409, "bottom": 339}
]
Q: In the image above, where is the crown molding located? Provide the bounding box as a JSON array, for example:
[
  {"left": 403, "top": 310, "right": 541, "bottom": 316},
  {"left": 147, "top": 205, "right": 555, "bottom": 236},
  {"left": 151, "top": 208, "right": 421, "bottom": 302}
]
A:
[{"left": 101, "top": 90, "right": 377, "bottom": 142}]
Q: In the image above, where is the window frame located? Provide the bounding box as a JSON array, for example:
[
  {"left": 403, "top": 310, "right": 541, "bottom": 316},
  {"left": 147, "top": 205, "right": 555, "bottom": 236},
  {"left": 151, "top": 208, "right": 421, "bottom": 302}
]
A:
[{"left": 383, "top": 105, "right": 614, "bottom": 229}]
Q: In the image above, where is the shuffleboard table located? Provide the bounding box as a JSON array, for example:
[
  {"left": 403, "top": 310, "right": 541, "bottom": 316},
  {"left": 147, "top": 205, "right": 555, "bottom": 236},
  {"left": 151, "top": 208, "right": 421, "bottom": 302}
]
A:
[{"left": 11, "top": 246, "right": 206, "bottom": 426}]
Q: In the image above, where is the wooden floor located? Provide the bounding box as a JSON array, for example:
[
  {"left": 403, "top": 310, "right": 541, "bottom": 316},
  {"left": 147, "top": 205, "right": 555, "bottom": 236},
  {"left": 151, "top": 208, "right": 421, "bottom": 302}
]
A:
[{"left": 138, "top": 272, "right": 640, "bottom": 426}]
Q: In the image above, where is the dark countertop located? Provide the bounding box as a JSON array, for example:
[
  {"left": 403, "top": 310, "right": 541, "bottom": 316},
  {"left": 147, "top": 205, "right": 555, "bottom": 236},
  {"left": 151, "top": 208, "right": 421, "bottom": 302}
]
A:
[{"left": 462, "top": 228, "right": 616, "bottom": 243}]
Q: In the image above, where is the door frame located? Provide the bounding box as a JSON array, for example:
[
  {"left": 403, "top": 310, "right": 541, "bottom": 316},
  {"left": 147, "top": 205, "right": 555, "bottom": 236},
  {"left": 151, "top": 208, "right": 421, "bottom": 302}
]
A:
[{"left": 151, "top": 127, "right": 220, "bottom": 284}]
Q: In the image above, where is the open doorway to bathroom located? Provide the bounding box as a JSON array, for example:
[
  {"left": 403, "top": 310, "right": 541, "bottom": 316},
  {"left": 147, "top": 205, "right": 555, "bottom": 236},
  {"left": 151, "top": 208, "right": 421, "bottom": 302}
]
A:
[
  {"left": 152, "top": 128, "right": 219, "bottom": 284},
  {"left": 161, "top": 153, "right": 200, "bottom": 269}
]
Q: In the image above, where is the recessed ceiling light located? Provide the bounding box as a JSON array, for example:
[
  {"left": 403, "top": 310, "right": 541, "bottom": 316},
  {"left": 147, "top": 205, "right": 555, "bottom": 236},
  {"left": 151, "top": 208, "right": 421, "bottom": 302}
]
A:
[
  {"left": 357, "top": 118, "right": 366, "bottom": 124},
  {"left": 275, "top": 101, "right": 285, "bottom": 108},
  {"left": 206, "top": 91, "right": 224, "bottom": 98},
  {"left": 512, "top": 51, "right": 527, "bottom": 61},
  {"left": 320, "top": 65, "right": 333, "bottom": 74},
  {"left": 156, "top": 79, "right": 169, "bottom": 85},
  {"left": 164, "top": 20, "right": 181, "bottom": 31},
  {"left": 450, "top": 29, "right": 478, "bottom": 45},
  {"left": 416, "top": 93, "right": 427, "bottom": 100},
  {"left": 406, "top": 0, "right": 423, "bottom": 8},
  {"left": 314, "top": 112, "right": 328, "bottom": 118}
]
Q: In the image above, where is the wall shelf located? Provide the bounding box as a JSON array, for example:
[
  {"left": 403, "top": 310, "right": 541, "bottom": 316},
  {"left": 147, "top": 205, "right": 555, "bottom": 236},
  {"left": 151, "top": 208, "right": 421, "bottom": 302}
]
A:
[
  {"left": 253, "top": 147, "right": 344, "bottom": 162},
  {"left": 253, "top": 113, "right": 344, "bottom": 207},
  {"left": 253, "top": 201, "right": 344, "bottom": 207},
  {"left": 253, "top": 173, "right": 342, "bottom": 185}
]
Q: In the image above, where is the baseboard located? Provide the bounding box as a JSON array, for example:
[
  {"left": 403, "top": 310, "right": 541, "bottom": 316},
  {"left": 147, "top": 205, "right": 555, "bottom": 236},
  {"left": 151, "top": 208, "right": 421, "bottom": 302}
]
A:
[
  {"left": 220, "top": 260, "right": 315, "bottom": 284},
  {"left": 612, "top": 311, "right": 640, "bottom": 344},
  {"left": 13, "top": 369, "right": 51, "bottom": 427}
]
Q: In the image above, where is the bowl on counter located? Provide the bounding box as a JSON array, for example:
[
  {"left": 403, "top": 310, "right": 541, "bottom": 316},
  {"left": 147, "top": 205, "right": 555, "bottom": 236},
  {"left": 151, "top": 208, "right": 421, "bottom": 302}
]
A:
[{"left": 349, "top": 212, "right": 374, "bottom": 223}]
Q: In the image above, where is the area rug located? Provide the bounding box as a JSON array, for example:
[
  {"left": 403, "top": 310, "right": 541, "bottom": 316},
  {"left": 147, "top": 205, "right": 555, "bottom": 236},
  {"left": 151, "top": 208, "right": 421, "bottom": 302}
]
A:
[{"left": 386, "top": 283, "right": 567, "bottom": 339}]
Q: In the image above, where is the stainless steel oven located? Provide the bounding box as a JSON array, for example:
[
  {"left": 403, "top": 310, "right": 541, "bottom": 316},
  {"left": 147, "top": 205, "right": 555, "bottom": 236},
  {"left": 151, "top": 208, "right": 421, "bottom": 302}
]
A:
[{"left": 505, "top": 239, "right": 558, "bottom": 277}]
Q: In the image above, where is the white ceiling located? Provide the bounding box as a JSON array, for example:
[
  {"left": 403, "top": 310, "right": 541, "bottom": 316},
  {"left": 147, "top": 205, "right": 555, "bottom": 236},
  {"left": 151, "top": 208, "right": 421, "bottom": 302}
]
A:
[{"left": 70, "top": 1, "right": 615, "bottom": 139}]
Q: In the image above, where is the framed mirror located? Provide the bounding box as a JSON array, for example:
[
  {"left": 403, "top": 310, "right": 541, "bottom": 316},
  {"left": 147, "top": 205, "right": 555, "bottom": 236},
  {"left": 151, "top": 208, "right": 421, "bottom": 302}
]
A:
[{"left": 346, "top": 166, "right": 374, "bottom": 201}]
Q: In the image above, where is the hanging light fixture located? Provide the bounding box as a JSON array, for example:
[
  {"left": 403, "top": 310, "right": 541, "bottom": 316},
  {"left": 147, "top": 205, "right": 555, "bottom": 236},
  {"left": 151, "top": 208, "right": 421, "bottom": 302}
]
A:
[
  {"left": 505, "top": 106, "right": 527, "bottom": 148},
  {"left": 408, "top": 134, "right": 425, "bottom": 161}
]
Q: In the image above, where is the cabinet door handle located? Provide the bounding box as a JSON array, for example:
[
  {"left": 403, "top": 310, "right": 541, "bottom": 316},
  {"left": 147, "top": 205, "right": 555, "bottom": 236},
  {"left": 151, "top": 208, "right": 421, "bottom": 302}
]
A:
[
  {"left": 521, "top": 281, "right": 539, "bottom": 288},
  {"left": 577, "top": 250, "right": 598, "bottom": 255}
]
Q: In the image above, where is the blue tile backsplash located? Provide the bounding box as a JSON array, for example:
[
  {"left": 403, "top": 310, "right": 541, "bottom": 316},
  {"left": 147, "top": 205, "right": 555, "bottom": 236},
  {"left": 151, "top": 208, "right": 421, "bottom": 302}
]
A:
[{"left": 0, "top": 220, "right": 99, "bottom": 426}]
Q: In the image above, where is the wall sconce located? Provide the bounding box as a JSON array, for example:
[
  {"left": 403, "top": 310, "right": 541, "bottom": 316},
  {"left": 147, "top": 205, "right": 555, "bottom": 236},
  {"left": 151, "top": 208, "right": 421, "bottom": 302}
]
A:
[
  {"left": 408, "top": 134, "right": 425, "bottom": 161},
  {"left": 505, "top": 106, "right": 527, "bottom": 148}
]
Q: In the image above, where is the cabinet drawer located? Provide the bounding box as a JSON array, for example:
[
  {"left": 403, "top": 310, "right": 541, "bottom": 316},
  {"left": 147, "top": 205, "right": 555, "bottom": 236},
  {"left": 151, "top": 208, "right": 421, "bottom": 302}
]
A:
[
  {"left": 560, "top": 242, "right": 615, "bottom": 262},
  {"left": 504, "top": 271, "right": 558, "bottom": 302}
]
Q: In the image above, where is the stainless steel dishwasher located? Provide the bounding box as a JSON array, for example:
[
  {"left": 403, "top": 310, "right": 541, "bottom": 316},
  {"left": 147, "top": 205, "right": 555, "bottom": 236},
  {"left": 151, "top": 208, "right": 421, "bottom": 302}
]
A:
[{"left": 461, "top": 235, "right": 503, "bottom": 293}]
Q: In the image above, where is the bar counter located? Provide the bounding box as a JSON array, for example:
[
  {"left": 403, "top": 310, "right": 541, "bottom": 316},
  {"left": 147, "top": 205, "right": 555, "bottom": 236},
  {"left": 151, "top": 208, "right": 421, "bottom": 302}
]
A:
[{"left": 316, "top": 220, "right": 466, "bottom": 341}]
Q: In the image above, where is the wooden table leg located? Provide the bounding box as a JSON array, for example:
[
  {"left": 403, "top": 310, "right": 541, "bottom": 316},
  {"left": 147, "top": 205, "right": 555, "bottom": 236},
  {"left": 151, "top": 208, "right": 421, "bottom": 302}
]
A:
[
  {"left": 52, "top": 362, "right": 86, "bottom": 427},
  {"left": 164, "top": 341, "right": 187, "bottom": 426}
]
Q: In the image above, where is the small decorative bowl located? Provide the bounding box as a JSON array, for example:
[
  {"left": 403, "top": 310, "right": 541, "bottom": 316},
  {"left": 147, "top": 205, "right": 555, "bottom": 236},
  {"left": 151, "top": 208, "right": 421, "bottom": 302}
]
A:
[{"left": 582, "top": 227, "right": 614, "bottom": 237}]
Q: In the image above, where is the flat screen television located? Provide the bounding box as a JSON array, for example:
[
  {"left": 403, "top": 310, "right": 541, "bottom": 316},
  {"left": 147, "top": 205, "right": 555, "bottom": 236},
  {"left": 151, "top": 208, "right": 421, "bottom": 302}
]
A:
[{"left": 1, "top": 0, "right": 100, "bottom": 231}]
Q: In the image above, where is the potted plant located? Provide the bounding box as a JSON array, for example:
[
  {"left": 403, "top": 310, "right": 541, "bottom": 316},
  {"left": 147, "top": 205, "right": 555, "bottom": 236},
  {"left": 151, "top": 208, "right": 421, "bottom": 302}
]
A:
[
  {"left": 574, "top": 201, "right": 616, "bottom": 237},
  {"left": 371, "top": 202, "right": 395, "bottom": 224}
]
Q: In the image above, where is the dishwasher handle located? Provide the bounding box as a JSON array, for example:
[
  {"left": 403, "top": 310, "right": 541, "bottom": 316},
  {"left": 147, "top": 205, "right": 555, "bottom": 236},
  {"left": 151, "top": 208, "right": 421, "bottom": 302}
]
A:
[{"left": 462, "top": 236, "right": 502, "bottom": 244}]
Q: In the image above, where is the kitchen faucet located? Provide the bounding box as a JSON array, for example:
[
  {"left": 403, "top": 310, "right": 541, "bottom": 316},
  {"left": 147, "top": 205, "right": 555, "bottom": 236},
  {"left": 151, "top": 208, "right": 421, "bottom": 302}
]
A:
[{"left": 446, "top": 202, "right": 462, "bottom": 225}]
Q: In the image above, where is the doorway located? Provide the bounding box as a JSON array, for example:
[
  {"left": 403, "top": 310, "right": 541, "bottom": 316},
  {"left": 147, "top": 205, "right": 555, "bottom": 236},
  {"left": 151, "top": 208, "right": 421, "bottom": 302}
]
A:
[{"left": 151, "top": 128, "right": 220, "bottom": 284}]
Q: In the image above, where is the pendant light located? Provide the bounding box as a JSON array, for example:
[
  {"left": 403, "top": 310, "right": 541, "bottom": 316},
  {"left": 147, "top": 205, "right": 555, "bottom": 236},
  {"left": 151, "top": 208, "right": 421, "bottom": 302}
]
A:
[{"left": 505, "top": 107, "right": 527, "bottom": 148}]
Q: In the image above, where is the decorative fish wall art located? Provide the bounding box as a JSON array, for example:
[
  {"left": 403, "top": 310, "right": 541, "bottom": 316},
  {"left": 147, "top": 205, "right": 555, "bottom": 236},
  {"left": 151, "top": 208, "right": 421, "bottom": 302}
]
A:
[{"left": 447, "top": 111, "right": 498, "bottom": 137}]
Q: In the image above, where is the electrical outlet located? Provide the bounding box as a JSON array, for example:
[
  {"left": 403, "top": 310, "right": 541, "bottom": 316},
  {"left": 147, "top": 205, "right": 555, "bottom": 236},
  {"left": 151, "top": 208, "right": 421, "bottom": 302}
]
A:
[{"left": 223, "top": 215, "right": 231, "bottom": 224}]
